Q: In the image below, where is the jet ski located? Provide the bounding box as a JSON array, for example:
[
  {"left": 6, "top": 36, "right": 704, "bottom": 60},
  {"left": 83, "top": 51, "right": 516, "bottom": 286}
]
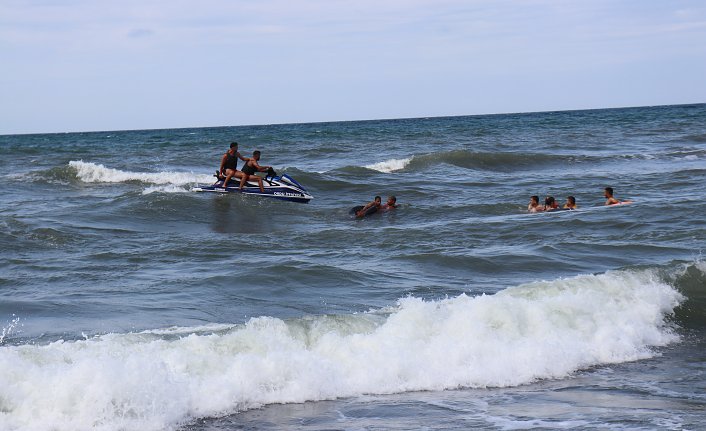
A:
[{"left": 192, "top": 169, "right": 313, "bottom": 203}]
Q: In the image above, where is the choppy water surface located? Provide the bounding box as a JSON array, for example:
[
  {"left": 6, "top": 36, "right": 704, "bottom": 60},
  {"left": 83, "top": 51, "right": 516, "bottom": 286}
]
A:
[{"left": 1, "top": 104, "right": 705, "bottom": 430}]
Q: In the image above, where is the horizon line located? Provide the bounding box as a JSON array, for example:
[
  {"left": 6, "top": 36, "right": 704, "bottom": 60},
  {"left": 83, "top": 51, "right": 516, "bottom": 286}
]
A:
[{"left": 2, "top": 101, "right": 704, "bottom": 137}]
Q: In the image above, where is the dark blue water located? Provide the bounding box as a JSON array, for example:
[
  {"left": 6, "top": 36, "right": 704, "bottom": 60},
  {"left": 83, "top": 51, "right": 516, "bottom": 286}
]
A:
[{"left": 1, "top": 104, "right": 705, "bottom": 430}]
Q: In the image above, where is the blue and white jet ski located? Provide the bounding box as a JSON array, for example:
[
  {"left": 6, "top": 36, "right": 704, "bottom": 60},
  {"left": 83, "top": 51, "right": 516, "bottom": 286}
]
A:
[{"left": 193, "top": 169, "right": 314, "bottom": 203}]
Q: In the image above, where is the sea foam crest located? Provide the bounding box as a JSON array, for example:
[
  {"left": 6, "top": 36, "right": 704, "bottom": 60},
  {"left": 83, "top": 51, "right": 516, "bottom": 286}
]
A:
[
  {"left": 364, "top": 157, "right": 412, "bottom": 173},
  {"left": 68, "top": 161, "right": 213, "bottom": 188},
  {"left": 0, "top": 315, "right": 20, "bottom": 345},
  {"left": 0, "top": 268, "right": 683, "bottom": 431}
]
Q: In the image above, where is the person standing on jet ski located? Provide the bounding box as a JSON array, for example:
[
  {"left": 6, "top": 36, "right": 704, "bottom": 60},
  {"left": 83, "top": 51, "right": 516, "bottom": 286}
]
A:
[
  {"left": 219, "top": 142, "right": 247, "bottom": 188},
  {"left": 239, "top": 150, "right": 272, "bottom": 193}
]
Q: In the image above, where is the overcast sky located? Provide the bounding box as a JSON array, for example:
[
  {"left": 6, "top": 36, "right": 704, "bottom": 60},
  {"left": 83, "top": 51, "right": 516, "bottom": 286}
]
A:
[{"left": 1, "top": 0, "right": 706, "bottom": 134}]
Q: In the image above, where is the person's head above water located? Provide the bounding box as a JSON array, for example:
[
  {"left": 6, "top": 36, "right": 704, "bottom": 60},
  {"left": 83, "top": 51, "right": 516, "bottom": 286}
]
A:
[
  {"left": 604, "top": 187, "right": 614, "bottom": 197},
  {"left": 529, "top": 195, "right": 539, "bottom": 205},
  {"left": 374, "top": 196, "right": 381, "bottom": 204},
  {"left": 544, "top": 196, "right": 556, "bottom": 206},
  {"left": 386, "top": 196, "right": 397, "bottom": 207},
  {"left": 567, "top": 196, "right": 576, "bottom": 205}
]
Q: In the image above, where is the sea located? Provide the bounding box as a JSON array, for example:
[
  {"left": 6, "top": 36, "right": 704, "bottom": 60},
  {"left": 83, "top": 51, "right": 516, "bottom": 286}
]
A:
[{"left": 1, "top": 103, "right": 705, "bottom": 431}]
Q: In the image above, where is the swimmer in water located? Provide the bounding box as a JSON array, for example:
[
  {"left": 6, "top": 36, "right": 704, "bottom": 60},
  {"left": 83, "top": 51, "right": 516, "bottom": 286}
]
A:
[
  {"left": 380, "top": 195, "right": 397, "bottom": 211},
  {"left": 604, "top": 187, "right": 632, "bottom": 206},
  {"left": 355, "top": 196, "right": 382, "bottom": 218},
  {"left": 528, "top": 195, "right": 542, "bottom": 213},
  {"left": 544, "top": 196, "right": 560, "bottom": 211},
  {"left": 563, "top": 196, "right": 577, "bottom": 210}
]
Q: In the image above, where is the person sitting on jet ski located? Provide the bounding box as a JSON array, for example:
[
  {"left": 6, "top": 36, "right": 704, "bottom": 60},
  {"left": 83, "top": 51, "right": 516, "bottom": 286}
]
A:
[
  {"left": 219, "top": 142, "right": 247, "bottom": 188},
  {"left": 239, "top": 150, "right": 272, "bottom": 193}
]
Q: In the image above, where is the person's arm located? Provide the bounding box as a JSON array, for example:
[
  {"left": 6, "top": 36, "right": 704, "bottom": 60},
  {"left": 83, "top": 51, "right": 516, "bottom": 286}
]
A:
[
  {"left": 357, "top": 200, "right": 381, "bottom": 217},
  {"left": 219, "top": 153, "right": 228, "bottom": 174},
  {"left": 237, "top": 152, "right": 247, "bottom": 161},
  {"left": 354, "top": 202, "right": 371, "bottom": 217},
  {"left": 251, "top": 160, "right": 271, "bottom": 172},
  {"left": 356, "top": 204, "right": 373, "bottom": 217}
]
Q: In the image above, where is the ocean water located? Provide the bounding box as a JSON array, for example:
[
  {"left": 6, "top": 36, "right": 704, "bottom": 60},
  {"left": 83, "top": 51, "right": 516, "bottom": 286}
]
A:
[{"left": 1, "top": 104, "right": 705, "bottom": 430}]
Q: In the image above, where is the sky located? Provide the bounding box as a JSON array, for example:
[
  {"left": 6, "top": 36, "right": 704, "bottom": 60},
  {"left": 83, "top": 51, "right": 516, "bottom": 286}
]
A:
[{"left": 1, "top": 0, "right": 706, "bottom": 134}]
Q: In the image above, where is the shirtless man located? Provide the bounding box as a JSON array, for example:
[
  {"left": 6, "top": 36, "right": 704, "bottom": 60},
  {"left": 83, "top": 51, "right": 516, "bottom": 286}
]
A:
[
  {"left": 219, "top": 142, "right": 246, "bottom": 188},
  {"left": 604, "top": 187, "right": 631, "bottom": 206},
  {"left": 380, "top": 196, "right": 397, "bottom": 211},
  {"left": 528, "top": 195, "right": 542, "bottom": 213},
  {"left": 239, "top": 150, "right": 272, "bottom": 193},
  {"left": 355, "top": 196, "right": 382, "bottom": 218}
]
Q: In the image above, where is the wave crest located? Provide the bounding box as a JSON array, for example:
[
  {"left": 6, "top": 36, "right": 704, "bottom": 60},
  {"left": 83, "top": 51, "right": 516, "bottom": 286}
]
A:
[
  {"left": 66, "top": 161, "right": 214, "bottom": 192},
  {"left": 68, "top": 160, "right": 214, "bottom": 185},
  {"left": 364, "top": 158, "right": 412, "bottom": 173},
  {"left": 357, "top": 151, "right": 586, "bottom": 173},
  {"left": 0, "top": 267, "right": 685, "bottom": 430}
]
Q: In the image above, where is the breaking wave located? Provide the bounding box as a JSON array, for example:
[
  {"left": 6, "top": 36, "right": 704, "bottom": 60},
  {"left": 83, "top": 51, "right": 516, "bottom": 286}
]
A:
[
  {"left": 360, "top": 151, "right": 588, "bottom": 173},
  {"left": 65, "top": 161, "right": 214, "bottom": 193},
  {"left": 364, "top": 158, "right": 412, "bottom": 173},
  {"left": 357, "top": 149, "right": 696, "bottom": 174},
  {"left": 0, "top": 266, "right": 688, "bottom": 431},
  {"left": 68, "top": 161, "right": 208, "bottom": 185}
]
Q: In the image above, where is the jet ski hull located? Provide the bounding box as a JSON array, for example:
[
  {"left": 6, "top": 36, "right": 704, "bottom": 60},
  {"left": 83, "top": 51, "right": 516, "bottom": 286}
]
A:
[{"left": 193, "top": 174, "right": 313, "bottom": 204}]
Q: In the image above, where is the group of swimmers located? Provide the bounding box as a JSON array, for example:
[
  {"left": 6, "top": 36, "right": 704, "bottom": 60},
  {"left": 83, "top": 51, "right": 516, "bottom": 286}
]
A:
[
  {"left": 528, "top": 187, "right": 630, "bottom": 213},
  {"left": 352, "top": 195, "right": 398, "bottom": 218},
  {"left": 528, "top": 195, "right": 576, "bottom": 212},
  {"left": 218, "top": 142, "right": 272, "bottom": 192}
]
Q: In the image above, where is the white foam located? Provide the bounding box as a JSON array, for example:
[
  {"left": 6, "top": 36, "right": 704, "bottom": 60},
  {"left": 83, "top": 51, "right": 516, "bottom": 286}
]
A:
[
  {"left": 141, "top": 184, "right": 194, "bottom": 195},
  {"left": 68, "top": 161, "right": 214, "bottom": 187},
  {"left": 0, "top": 269, "right": 683, "bottom": 431},
  {"left": 364, "top": 157, "right": 411, "bottom": 173},
  {"left": 0, "top": 315, "right": 20, "bottom": 345}
]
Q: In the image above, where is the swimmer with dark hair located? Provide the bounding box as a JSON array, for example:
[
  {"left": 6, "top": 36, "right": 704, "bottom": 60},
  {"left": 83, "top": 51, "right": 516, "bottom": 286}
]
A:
[
  {"left": 380, "top": 196, "right": 397, "bottom": 211},
  {"left": 544, "top": 196, "right": 560, "bottom": 211},
  {"left": 604, "top": 187, "right": 632, "bottom": 206},
  {"left": 528, "top": 195, "right": 542, "bottom": 213},
  {"left": 564, "top": 196, "right": 577, "bottom": 210},
  {"left": 353, "top": 196, "right": 382, "bottom": 218}
]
